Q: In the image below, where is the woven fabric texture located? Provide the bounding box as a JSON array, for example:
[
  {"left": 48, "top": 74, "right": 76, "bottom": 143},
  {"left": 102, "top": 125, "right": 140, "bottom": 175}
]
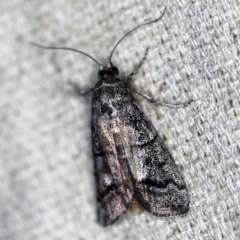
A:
[{"left": 0, "top": 0, "right": 239, "bottom": 239}]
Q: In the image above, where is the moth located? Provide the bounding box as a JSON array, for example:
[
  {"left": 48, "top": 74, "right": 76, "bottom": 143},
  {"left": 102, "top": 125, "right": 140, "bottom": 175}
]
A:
[{"left": 31, "top": 7, "right": 191, "bottom": 227}]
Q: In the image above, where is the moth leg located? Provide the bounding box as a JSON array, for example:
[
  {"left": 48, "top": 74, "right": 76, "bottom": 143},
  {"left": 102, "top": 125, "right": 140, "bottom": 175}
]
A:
[
  {"left": 127, "top": 48, "right": 149, "bottom": 84},
  {"left": 128, "top": 85, "right": 193, "bottom": 108},
  {"left": 75, "top": 88, "right": 94, "bottom": 96},
  {"left": 68, "top": 81, "right": 94, "bottom": 96}
]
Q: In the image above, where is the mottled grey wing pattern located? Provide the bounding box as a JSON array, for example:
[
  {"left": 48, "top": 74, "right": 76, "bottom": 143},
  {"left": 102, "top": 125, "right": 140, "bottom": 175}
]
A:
[
  {"left": 91, "top": 78, "right": 189, "bottom": 226},
  {"left": 119, "top": 93, "right": 190, "bottom": 217},
  {"left": 91, "top": 83, "right": 134, "bottom": 227}
]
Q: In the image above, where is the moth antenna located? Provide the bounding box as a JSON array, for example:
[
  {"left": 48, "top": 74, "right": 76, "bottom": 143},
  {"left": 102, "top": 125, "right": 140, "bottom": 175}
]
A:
[
  {"left": 108, "top": 7, "right": 166, "bottom": 63},
  {"left": 29, "top": 42, "right": 102, "bottom": 67}
]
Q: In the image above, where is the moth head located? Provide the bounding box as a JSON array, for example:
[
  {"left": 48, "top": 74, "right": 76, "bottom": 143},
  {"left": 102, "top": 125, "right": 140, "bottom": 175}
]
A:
[{"left": 98, "top": 62, "right": 119, "bottom": 79}]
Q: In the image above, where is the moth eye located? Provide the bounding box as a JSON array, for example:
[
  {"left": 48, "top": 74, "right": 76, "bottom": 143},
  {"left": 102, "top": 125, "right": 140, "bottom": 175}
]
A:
[
  {"left": 111, "top": 66, "right": 119, "bottom": 75},
  {"left": 98, "top": 70, "right": 104, "bottom": 77}
]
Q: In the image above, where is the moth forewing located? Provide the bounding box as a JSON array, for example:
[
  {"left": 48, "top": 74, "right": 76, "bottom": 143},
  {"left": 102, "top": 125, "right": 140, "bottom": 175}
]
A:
[
  {"left": 117, "top": 86, "right": 190, "bottom": 217},
  {"left": 91, "top": 78, "right": 134, "bottom": 226}
]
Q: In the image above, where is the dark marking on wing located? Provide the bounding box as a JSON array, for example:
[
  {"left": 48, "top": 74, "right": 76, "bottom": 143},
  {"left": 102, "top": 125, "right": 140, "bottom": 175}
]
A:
[{"left": 118, "top": 90, "right": 190, "bottom": 217}]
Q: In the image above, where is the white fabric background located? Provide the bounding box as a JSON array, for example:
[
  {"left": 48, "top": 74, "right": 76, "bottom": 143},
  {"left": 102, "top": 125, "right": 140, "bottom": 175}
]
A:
[{"left": 1, "top": 0, "right": 239, "bottom": 239}]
